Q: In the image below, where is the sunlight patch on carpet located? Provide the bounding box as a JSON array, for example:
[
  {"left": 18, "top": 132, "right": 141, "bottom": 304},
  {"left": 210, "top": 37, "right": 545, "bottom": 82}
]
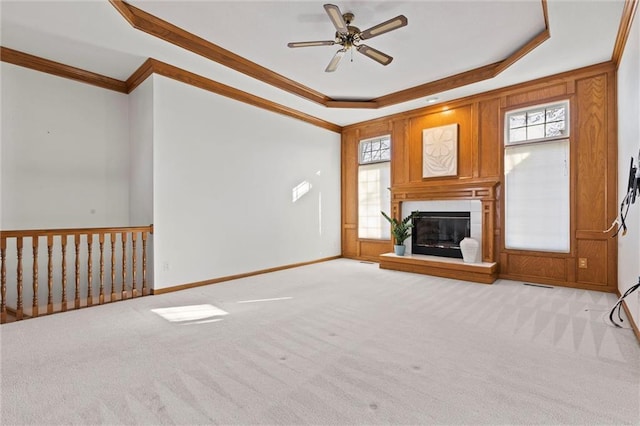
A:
[
  {"left": 237, "top": 297, "right": 293, "bottom": 304},
  {"left": 151, "top": 304, "right": 228, "bottom": 323}
]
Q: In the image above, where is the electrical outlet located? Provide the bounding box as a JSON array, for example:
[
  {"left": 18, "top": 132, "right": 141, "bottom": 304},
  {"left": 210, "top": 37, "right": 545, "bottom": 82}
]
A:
[
  {"left": 162, "top": 261, "right": 170, "bottom": 272},
  {"left": 578, "top": 258, "right": 588, "bottom": 269}
]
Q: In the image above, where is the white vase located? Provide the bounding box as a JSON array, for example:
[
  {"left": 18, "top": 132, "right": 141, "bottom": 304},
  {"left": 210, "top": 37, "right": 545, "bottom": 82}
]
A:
[{"left": 459, "top": 237, "right": 479, "bottom": 263}]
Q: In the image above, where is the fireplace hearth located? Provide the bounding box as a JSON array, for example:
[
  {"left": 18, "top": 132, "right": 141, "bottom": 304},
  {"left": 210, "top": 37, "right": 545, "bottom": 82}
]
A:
[{"left": 412, "top": 211, "right": 470, "bottom": 258}]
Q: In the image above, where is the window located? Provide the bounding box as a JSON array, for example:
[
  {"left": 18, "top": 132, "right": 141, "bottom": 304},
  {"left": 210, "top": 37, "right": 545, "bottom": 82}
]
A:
[
  {"left": 504, "top": 101, "right": 570, "bottom": 252},
  {"left": 359, "top": 135, "right": 391, "bottom": 163},
  {"left": 358, "top": 136, "right": 391, "bottom": 239},
  {"left": 506, "top": 102, "right": 568, "bottom": 144}
]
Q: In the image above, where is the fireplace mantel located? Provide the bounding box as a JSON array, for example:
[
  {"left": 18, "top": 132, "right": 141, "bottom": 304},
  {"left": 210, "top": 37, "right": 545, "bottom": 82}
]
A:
[
  {"left": 389, "top": 179, "right": 500, "bottom": 265},
  {"left": 391, "top": 179, "right": 500, "bottom": 203}
]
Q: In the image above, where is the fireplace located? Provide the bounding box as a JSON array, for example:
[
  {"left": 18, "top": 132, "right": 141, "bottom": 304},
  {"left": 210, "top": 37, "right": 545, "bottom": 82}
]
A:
[{"left": 411, "top": 211, "right": 470, "bottom": 258}]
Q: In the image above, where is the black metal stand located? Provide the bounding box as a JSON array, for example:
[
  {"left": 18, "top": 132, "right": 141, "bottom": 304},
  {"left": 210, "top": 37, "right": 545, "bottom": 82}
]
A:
[{"left": 609, "top": 278, "right": 640, "bottom": 328}]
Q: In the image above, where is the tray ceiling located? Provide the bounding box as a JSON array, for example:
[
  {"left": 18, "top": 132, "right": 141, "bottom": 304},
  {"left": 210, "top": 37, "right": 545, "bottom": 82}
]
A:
[{"left": 0, "top": 1, "right": 627, "bottom": 126}]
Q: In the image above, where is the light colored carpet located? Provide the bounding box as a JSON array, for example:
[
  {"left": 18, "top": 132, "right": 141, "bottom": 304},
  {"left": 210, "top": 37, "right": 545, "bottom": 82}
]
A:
[{"left": 1, "top": 259, "right": 638, "bottom": 425}]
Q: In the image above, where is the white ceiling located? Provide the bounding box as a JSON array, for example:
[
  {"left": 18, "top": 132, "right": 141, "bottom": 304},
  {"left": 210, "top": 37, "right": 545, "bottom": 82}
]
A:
[{"left": 0, "top": 0, "right": 626, "bottom": 126}]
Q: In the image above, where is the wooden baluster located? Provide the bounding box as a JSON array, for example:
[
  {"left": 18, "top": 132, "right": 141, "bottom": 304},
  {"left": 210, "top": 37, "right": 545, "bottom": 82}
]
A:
[
  {"left": 47, "top": 235, "right": 53, "bottom": 314},
  {"left": 99, "top": 233, "right": 105, "bottom": 305},
  {"left": 1, "top": 237, "right": 6, "bottom": 324},
  {"left": 61, "top": 235, "right": 67, "bottom": 312},
  {"left": 131, "top": 232, "right": 138, "bottom": 298},
  {"left": 121, "top": 232, "right": 127, "bottom": 299},
  {"left": 87, "top": 234, "right": 93, "bottom": 307},
  {"left": 32, "top": 237, "right": 39, "bottom": 318},
  {"left": 74, "top": 234, "right": 80, "bottom": 309},
  {"left": 16, "top": 237, "right": 23, "bottom": 320},
  {"left": 142, "top": 232, "right": 149, "bottom": 296},
  {"left": 110, "top": 233, "right": 116, "bottom": 302}
]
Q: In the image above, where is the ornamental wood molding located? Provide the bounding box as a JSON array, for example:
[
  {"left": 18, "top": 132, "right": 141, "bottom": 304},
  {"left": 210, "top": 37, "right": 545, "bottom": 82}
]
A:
[
  {"left": 1, "top": 0, "right": 635, "bottom": 127},
  {"left": 134, "top": 59, "right": 342, "bottom": 133},
  {"left": 612, "top": 0, "right": 639, "bottom": 69},
  {"left": 390, "top": 179, "right": 500, "bottom": 202},
  {"left": 0, "top": 46, "right": 128, "bottom": 93},
  {"left": 108, "top": 0, "right": 330, "bottom": 106},
  {"left": 109, "top": 0, "right": 554, "bottom": 109},
  {"left": 0, "top": 47, "right": 341, "bottom": 133}
]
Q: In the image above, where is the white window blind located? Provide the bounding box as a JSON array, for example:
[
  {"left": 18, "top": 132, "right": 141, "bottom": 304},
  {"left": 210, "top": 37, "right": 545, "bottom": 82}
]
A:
[
  {"left": 358, "top": 136, "right": 391, "bottom": 240},
  {"left": 504, "top": 101, "right": 570, "bottom": 252}
]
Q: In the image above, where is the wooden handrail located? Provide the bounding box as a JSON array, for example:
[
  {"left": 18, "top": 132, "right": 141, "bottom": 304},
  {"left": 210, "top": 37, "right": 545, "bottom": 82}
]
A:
[
  {"left": 0, "top": 225, "right": 153, "bottom": 324},
  {"left": 0, "top": 225, "right": 153, "bottom": 238}
]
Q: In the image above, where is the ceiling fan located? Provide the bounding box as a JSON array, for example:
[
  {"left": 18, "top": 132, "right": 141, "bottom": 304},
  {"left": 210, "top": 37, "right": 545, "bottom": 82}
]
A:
[{"left": 287, "top": 4, "right": 408, "bottom": 72}]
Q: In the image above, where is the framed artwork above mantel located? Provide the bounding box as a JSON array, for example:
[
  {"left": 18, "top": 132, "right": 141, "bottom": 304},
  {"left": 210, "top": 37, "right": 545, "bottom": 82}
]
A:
[{"left": 422, "top": 123, "right": 458, "bottom": 178}]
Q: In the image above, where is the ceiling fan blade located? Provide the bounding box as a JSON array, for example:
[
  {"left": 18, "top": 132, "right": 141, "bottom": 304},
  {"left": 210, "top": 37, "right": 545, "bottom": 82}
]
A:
[
  {"left": 287, "top": 40, "right": 336, "bottom": 48},
  {"left": 325, "top": 49, "right": 346, "bottom": 72},
  {"left": 359, "top": 15, "right": 408, "bottom": 40},
  {"left": 324, "top": 4, "right": 348, "bottom": 35},
  {"left": 356, "top": 44, "right": 393, "bottom": 66}
]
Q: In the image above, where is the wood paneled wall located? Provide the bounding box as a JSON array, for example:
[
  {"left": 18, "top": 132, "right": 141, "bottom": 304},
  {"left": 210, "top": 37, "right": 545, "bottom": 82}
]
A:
[{"left": 342, "top": 62, "right": 618, "bottom": 292}]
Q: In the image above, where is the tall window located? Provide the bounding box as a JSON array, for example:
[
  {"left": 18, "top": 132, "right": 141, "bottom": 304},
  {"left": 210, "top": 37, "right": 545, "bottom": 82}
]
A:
[
  {"left": 358, "top": 135, "right": 391, "bottom": 239},
  {"left": 504, "top": 101, "right": 570, "bottom": 252}
]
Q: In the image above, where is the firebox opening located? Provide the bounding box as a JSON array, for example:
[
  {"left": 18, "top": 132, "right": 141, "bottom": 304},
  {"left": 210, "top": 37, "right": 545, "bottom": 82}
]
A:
[{"left": 412, "top": 211, "right": 471, "bottom": 258}]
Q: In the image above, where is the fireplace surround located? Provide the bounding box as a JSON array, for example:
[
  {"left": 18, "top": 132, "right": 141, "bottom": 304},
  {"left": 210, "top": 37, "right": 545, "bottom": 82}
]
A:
[{"left": 379, "top": 180, "right": 499, "bottom": 284}]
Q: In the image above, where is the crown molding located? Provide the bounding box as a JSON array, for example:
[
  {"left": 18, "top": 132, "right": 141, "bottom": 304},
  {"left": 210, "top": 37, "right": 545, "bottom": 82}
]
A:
[
  {"left": 125, "top": 57, "right": 154, "bottom": 93},
  {"left": 342, "top": 61, "right": 615, "bottom": 131},
  {"left": 612, "top": 0, "right": 638, "bottom": 69},
  {"left": 347, "top": 0, "right": 551, "bottom": 109},
  {"left": 108, "top": 0, "right": 330, "bottom": 106},
  {"left": 493, "top": 28, "right": 550, "bottom": 76},
  {"left": 0, "top": 46, "right": 128, "bottom": 93},
  {"left": 132, "top": 58, "right": 342, "bottom": 133},
  {"left": 0, "top": 47, "right": 341, "bottom": 133},
  {"left": 2, "top": 0, "right": 632, "bottom": 129},
  {"left": 110, "top": 0, "right": 552, "bottom": 110},
  {"left": 373, "top": 62, "right": 501, "bottom": 109}
]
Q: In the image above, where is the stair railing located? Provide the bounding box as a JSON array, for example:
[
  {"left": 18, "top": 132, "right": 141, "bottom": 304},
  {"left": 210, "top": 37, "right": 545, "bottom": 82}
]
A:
[{"left": 0, "top": 225, "right": 153, "bottom": 323}]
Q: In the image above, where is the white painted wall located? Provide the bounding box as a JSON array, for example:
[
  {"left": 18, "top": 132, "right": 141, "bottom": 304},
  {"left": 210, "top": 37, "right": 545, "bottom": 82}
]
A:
[
  {"left": 151, "top": 76, "right": 341, "bottom": 289},
  {"left": 128, "top": 76, "right": 155, "bottom": 289},
  {"left": 128, "top": 77, "right": 154, "bottom": 227},
  {"left": 1, "top": 63, "right": 130, "bottom": 229},
  {"left": 617, "top": 14, "right": 640, "bottom": 328},
  {"left": 1, "top": 63, "right": 131, "bottom": 308}
]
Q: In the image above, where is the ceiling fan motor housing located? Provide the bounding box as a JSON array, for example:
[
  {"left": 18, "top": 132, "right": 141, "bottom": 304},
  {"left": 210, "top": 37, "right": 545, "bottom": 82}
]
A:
[{"left": 335, "top": 25, "right": 361, "bottom": 48}]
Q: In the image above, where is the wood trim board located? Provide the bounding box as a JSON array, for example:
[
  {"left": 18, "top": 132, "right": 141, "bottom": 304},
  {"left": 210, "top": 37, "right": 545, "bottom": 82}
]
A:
[
  {"left": 611, "top": 0, "right": 639, "bottom": 69},
  {"left": 108, "top": 0, "right": 554, "bottom": 110},
  {"left": 379, "top": 253, "right": 498, "bottom": 284},
  {"left": 108, "top": 0, "right": 330, "bottom": 106},
  {"left": 0, "top": 46, "right": 128, "bottom": 93},
  {"left": 2, "top": 0, "right": 634, "bottom": 123},
  {"left": 0, "top": 47, "right": 342, "bottom": 133},
  {"left": 151, "top": 256, "right": 342, "bottom": 295},
  {"left": 620, "top": 298, "right": 640, "bottom": 344},
  {"left": 141, "top": 59, "right": 342, "bottom": 133}
]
